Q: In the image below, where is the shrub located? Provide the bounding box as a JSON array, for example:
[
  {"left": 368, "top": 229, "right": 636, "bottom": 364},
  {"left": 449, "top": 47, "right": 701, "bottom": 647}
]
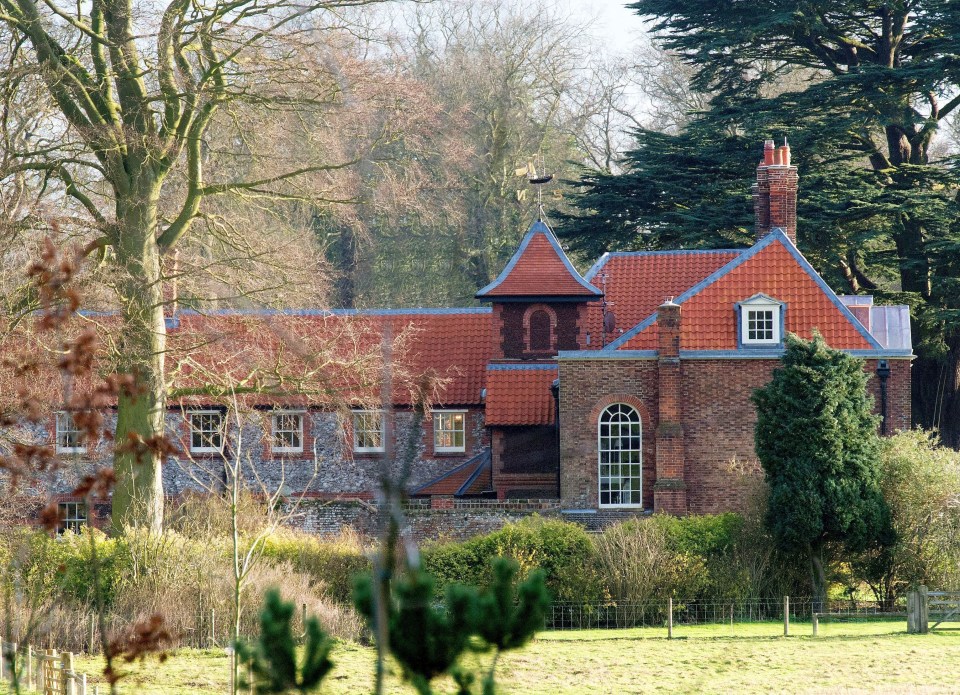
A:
[
  {"left": 593, "top": 517, "right": 708, "bottom": 603},
  {"left": 260, "top": 529, "right": 371, "bottom": 604},
  {"left": 422, "top": 516, "right": 601, "bottom": 603},
  {"left": 852, "top": 430, "right": 960, "bottom": 604},
  {"left": 593, "top": 512, "right": 807, "bottom": 604}
]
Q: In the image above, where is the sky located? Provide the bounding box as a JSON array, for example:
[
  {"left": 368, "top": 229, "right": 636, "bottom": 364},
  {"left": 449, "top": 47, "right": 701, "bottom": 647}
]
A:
[{"left": 568, "top": 0, "right": 647, "bottom": 53}]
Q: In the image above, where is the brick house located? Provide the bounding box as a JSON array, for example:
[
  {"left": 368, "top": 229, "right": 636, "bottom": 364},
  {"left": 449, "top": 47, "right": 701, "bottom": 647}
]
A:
[{"left": 28, "top": 141, "right": 911, "bottom": 528}]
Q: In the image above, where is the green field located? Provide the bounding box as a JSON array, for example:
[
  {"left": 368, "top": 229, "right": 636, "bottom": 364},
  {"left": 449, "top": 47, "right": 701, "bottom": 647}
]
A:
[{"left": 6, "top": 621, "right": 960, "bottom": 694}]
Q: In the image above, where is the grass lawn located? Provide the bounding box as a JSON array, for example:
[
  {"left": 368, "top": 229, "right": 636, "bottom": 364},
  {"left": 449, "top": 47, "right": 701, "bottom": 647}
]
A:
[{"left": 8, "top": 621, "right": 960, "bottom": 694}]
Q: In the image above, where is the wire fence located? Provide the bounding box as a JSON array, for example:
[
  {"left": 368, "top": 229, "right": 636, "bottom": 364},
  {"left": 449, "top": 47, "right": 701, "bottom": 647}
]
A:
[{"left": 546, "top": 597, "right": 907, "bottom": 631}]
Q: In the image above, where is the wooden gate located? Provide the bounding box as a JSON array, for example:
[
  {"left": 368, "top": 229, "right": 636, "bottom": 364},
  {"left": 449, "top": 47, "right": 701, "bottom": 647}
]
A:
[{"left": 930, "top": 591, "right": 960, "bottom": 630}]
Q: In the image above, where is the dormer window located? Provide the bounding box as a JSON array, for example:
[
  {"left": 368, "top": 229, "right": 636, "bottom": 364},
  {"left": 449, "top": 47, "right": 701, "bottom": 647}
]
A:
[{"left": 738, "top": 294, "right": 783, "bottom": 347}]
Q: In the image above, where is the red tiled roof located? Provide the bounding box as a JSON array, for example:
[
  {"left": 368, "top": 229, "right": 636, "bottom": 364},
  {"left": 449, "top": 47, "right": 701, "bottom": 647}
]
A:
[
  {"left": 1, "top": 309, "right": 493, "bottom": 411},
  {"left": 461, "top": 458, "right": 493, "bottom": 495},
  {"left": 413, "top": 450, "right": 491, "bottom": 496},
  {"left": 476, "top": 221, "right": 602, "bottom": 299},
  {"left": 169, "top": 309, "right": 493, "bottom": 407},
  {"left": 617, "top": 237, "right": 875, "bottom": 351},
  {"left": 583, "top": 250, "right": 739, "bottom": 345},
  {"left": 484, "top": 364, "right": 557, "bottom": 425}
]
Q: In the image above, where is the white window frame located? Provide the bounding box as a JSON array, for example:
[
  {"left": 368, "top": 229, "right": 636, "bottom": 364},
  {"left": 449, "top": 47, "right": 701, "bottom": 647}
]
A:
[
  {"left": 353, "top": 410, "right": 385, "bottom": 453},
  {"left": 188, "top": 409, "right": 225, "bottom": 453},
  {"left": 739, "top": 295, "right": 783, "bottom": 346},
  {"left": 58, "top": 501, "right": 87, "bottom": 534},
  {"left": 271, "top": 410, "right": 305, "bottom": 454},
  {"left": 55, "top": 411, "right": 86, "bottom": 454},
  {"left": 598, "top": 403, "right": 643, "bottom": 509},
  {"left": 433, "top": 410, "right": 467, "bottom": 453}
]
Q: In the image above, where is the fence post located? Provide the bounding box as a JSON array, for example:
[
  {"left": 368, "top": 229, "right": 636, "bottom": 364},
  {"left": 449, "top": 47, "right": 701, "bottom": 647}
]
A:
[
  {"left": 27, "top": 644, "right": 33, "bottom": 690},
  {"left": 80, "top": 672, "right": 87, "bottom": 695},
  {"left": 65, "top": 651, "right": 76, "bottom": 695},
  {"left": 226, "top": 646, "right": 235, "bottom": 695},
  {"left": 783, "top": 596, "right": 790, "bottom": 637},
  {"left": 812, "top": 613, "right": 819, "bottom": 637},
  {"left": 907, "top": 585, "right": 929, "bottom": 634},
  {"left": 667, "top": 598, "right": 673, "bottom": 639}
]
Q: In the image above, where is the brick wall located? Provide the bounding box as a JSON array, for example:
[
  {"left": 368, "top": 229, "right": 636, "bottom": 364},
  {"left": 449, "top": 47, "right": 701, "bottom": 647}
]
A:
[
  {"left": 558, "top": 354, "right": 912, "bottom": 516},
  {"left": 680, "top": 359, "right": 776, "bottom": 513},
  {"left": 864, "top": 358, "right": 912, "bottom": 433},
  {"left": 494, "top": 302, "right": 582, "bottom": 359},
  {"left": 291, "top": 498, "right": 561, "bottom": 542},
  {"left": 558, "top": 360, "right": 659, "bottom": 510}
]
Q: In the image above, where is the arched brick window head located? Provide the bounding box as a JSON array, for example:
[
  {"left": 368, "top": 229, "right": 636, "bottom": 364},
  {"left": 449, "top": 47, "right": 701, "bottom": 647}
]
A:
[{"left": 529, "top": 309, "right": 552, "bottom": 351}]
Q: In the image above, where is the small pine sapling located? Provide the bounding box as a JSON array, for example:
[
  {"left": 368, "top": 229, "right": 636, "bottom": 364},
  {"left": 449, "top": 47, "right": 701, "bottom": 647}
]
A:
[
  {"left": 473, "top": 558, "right": 550, "bottom": 694},
  {"left": 355, "top": 569, "right": 478, "bottom": 695},
  {"left": 354, "top": 557, "right": 550, "bottom": 695},
  {"left": 235, "top": 589, "right": 334, "bottom": 693}
]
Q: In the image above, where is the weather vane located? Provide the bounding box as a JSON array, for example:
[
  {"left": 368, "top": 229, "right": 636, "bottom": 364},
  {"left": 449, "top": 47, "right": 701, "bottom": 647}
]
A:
[{"left": 515, "top": 153, "right": 553, "bottom": 220}]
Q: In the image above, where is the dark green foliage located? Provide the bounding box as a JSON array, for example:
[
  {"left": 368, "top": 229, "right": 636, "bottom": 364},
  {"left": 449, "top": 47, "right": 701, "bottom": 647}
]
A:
[
  {"left": 354, "top": 570, "right": 477, "bottom": 694},
  {"left": 474, "top": 559, "right": 549, "bottom": 652},
  {"left": 353, "top": 557, "right": 550, "bottom": 695},
  {"left": 559, "top": 0, "right": 960, "bottom": 446},
  {"left": 422, "top": 516, "right": 601, "bottom": 603},
  {"left": 753, "top": 334, "right": 894, "bottom": 603},
  {"left": 235, "top": 589, "right": 334, "bottom": 694}
]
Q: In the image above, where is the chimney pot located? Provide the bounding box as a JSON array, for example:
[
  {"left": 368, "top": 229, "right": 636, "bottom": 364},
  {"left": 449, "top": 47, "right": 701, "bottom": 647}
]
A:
[
  {"left": 778, "top": 145, "right": 790, "bottom": 167},
  {"left": 763, "top": 139, "right": 775, "bottom": 165}
]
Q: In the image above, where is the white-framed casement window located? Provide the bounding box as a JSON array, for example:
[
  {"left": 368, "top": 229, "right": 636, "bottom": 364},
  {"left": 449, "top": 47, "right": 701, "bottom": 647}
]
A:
[
  {"left": 353, "top": 410, "right": 385, "bottom": 453},
  {"left": 57, "top": 501, "right": 87, "bottom": 534},
  {"left": 55, "top": 411, "right": 86, "bottom": 454},
  {"left": 738, "top": 294, "right": 783, "bottom": 346},
  {"left": 271, "top": 411, "right": 304, "bottom": 454},
  {"left": 598, "top": 403, "right": 642, "bottom": 507},
  {"left": 188, "top": 410, "right": 225, "bottom": 453},
  {"left": 433, "top": 410, "right": 467, "bottom": 453}
]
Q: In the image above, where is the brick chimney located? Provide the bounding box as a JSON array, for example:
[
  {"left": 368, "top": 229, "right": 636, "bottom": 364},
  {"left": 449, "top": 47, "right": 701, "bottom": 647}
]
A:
[
  {"left": 752, "top": 139, "right": 798, "bottom": 244},
  {"left": 654, "top": 298, "right": 687, "bottom": 515}
]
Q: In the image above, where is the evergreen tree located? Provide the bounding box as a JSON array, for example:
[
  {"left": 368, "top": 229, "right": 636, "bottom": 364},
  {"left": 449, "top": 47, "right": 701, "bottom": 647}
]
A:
[
  {"left": 558, "top": 1, "right": 960, "bottom": 447},
  {"left": 752, "top": 334, "right": 894, "bottom": 609},
  {"left": 353, "top": 557, "right": 549, "bottom": 695}
]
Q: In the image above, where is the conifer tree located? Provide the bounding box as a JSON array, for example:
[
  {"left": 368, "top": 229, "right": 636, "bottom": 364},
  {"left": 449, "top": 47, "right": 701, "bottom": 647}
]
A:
[
  {"left": 752, "top": 334, "right": 894, "bottom": 609},
  {"left": 353, "top": 557, "right": 550, "bottom": 695},
  {"left": 559, "top": 1, "right": 960, "bottom": 447}
]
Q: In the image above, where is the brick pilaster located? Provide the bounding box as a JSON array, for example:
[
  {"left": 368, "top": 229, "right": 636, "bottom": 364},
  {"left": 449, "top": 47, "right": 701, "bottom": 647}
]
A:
[{"left": 655, "top": 300, "right": 687, "bottom": 514}]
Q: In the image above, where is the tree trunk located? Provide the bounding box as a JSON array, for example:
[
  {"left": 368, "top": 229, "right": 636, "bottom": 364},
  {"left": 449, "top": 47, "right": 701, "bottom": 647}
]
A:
[
  {"left": 912, "top": 332, "right": 960, "bottom": 448},
  {"left": 807, "top": 541, "right": 827, "bottom": 614},
  {"left": 110, "top": 175, "right": 167, "bottom": 535}
]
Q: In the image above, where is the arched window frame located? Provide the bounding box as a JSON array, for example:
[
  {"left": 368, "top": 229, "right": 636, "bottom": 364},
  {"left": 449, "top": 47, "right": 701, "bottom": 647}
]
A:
[
  {"left": 522, "top": 304, "right": 557, "bottom": 353},
  {"left": 597, "top": 403, "right": 643, "bottom": 508}
]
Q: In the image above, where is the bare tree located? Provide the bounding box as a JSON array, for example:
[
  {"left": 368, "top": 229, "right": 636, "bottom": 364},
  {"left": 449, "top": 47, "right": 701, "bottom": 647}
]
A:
[{"left": 0, "top": 0, "right": 403, "bottom": 532}]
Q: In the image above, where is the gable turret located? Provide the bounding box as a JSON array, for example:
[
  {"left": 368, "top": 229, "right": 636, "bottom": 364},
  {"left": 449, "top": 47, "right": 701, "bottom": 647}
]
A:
[{"left": 477, "top": 219, "right": 601, "bottom": 360}]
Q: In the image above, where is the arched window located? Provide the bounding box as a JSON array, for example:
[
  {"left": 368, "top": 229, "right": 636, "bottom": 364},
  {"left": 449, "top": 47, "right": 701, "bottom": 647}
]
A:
[
  {"left": 598, "top": 404, "right": 642, "bottom": 507},
  {"left": 528, "top": 309, "right": 552, "bottom": 351}
]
